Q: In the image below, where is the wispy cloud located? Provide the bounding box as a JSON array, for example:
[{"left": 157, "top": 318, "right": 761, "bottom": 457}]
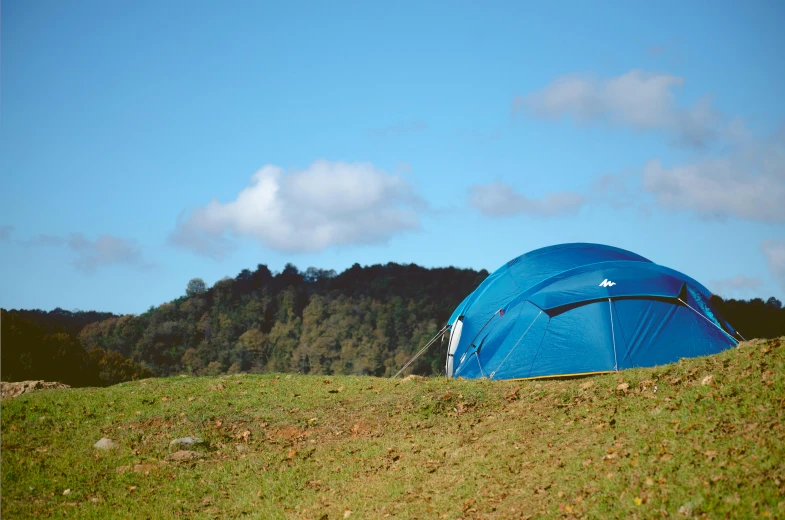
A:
[
  {"left": 568, "top": 120, "right": 785, "bottom": 223},
  {"left": 468, "top": 182, "right": 585, "bottom": 218},
  {"left": 169, "top": 160, "right": 424, "bottom": 257},
  {"left": 25, "top": 234, "right": 65, "bottom": 246},
  {"left": 67, "top": 233, "right": 153, "bottom": 273},
  {"left": 10, "top": 230, "right": 152, "bottom": 272},
  {"left": 642, "top": 129, "right": 785, "bottom": 222},
  {"left": 367, "top": 121, "right": 428, "bottom": 138},
  {"left": 710, "top": 274, "right": 763, "bottom": 298},
  {"left": 761, "top": 238, "right": 785, "bottom": 291},
  {"left": 514, "top": 69, "right": 720, "bottom": 148},
  {"left": 456, "top": 128, "right": 503, "bottom": 143},
  {"left": 590, "top": 171, "right": 650, "bottom": 213},
  {"left": 0, "top": 225, "right": 13, "bottom": 240}
]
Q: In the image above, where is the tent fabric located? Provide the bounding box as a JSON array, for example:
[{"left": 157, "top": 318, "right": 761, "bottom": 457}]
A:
[{"left": 447, "top": 243, "right": 737, "bottom": 380}]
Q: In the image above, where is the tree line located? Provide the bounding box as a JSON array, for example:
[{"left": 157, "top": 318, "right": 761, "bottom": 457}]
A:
[
  {"left": 74, "top": 263, "right": 486, "bottom": 379},
  {"left": 1, "top": 309, "right": 152, "bottom": 387},
  {"left": 2, "top": 261, "right": 783, "bottom": 386}
]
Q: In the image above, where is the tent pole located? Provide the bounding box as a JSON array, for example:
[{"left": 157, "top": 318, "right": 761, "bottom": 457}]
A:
[{"left": 609, "top": 298, "right": 618, "bottom": 372}]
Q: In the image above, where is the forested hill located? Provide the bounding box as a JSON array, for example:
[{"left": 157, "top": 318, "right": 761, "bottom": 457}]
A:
[
  {"left": 7, "top": 308, "right": 117, "bottom": 337},
  {"left": 1, "top": 310, "right": 151, "bottom": 387},
  {"left": 75, "top": 263, "right": 489, "bottom": 378},
  {"left": 3, "top": 262, "right": 784, "bottom": 385}
]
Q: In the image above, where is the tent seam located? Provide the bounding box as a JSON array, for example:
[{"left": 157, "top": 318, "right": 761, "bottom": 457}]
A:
[
  {"left": 490, "top": 310, "right": 542, "bottom": 380},
  {"left": 678, "top": 298, "right": 739, "bottom": 345}
]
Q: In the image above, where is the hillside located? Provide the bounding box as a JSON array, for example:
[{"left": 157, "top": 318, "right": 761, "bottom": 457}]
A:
[
  {"left": 74, "top": 263, "right": 488, "bottom": 379},
  {"left": 2, "top": 337, "right": 783, "bottom": 519}
]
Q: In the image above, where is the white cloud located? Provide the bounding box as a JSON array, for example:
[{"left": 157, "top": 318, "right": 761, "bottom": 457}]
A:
[
  {"left": 641, "top": 130, "right": 785, "bottom": 222},
  {"left": 469, "top": 182, "right": 585, "bottom": 217},
  {"left": 169, "top": 160, "right": 423, "bottom": 257},
  {"left": 761, "top": 238, "right": 785, "bottom": 291},
  {"left": 514, "top": 69, "right": 719, "bottom": 148},
  {"left": 67, "top": 233, "right": 151, "bottom": 272},
  {"left": 710, "top": 274, "right": 763, "bottom": 298}
]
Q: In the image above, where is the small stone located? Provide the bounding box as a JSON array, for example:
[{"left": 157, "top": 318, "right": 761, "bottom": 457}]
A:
[
  {"left": 169, "top": 436, "right": 203, "bottom": 447},
  {"left": 701, "top": 375, "right": 714, "bottom": 386},
  {"left": 678, "top": 503, "right": 693, "bottom": 516},
  {"left": 167, "top": 450, "right": 203, "bottom": 461},
  {"left": 93, "top": 438, "right": 118, "bottom": 450},
  {"left": 63, "top": 489, "right": 71, "bottom": 496}
]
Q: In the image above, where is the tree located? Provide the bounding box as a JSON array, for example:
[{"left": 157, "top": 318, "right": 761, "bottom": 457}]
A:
[{"left": 186, "top": 278, "right": 207, "bottom": 297}]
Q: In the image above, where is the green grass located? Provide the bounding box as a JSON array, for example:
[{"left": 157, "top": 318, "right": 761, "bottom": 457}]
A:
[{"left": 2, "top": 338, "right": 784, "bottom": 519}]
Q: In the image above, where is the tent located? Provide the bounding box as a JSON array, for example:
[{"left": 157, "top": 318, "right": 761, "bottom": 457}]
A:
[{"left": 445, "top": 243, "right": 740, "bottom": 380}]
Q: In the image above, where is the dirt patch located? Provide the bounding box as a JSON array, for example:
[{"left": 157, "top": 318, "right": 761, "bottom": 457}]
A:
[
  {"left": 167, "top": 450, "right": 203, "bottom": 461},
  {"left": 1, "top": 380, "right": 70, "bottom": 400},
  {"left": 270, "top": 425, "right": 312, "bottom": 443}
]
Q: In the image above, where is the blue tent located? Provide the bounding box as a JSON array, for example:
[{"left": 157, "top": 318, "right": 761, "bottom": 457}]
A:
[{"left": 446, "top": 243, "right": 740, "bottom": 380}]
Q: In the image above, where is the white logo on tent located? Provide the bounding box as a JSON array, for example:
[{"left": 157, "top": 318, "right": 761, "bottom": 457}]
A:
[{"left": 599, "top": 279, "right": 616, "bottom": 287}]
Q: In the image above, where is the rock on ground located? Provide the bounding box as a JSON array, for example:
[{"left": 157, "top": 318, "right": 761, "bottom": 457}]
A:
[
  {"left": 93, "top": 438, "right": 118, "bottom": 450},
  {"left": 1, "top": 381, "right": 70, "bottom": 400},
  {"left": 169, "top": 436, "right": 203, "bottom": 447}
]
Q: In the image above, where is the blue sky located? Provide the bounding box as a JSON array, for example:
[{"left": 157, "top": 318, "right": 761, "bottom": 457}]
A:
[{"left": 1, "top": 1, "right": 784, "bottom": 314}]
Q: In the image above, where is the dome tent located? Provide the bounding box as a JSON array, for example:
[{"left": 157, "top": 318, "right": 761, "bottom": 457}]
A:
[{"left": 445, "top": 243, "right": 740, "bottom": 380}]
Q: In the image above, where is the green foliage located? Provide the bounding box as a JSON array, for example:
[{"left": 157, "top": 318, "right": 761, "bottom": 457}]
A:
[
  {"left": 0, "top": 310, "right": 151, "bottom": 387},
  {"left": 64, "top": 263, "right": 487, "bottom": 378},
  {"left": 185, "top": 277, "right": 207, "bottom": 298},
  {"left": 710, "top": 295, "right": 785, "bottom": 339},
  {"left": 6, "top": 307, "right": 116, "bottom": 337}
]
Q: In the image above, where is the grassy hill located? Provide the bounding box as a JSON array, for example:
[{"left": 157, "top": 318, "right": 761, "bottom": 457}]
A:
[{"left": 2, "top": 338, "right": 783, "bottom": 519}]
